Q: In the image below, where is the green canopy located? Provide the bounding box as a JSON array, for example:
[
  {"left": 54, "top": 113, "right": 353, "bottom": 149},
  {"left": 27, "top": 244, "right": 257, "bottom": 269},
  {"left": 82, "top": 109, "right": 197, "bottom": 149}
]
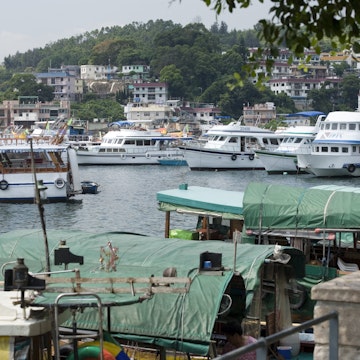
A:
[
  {"left": 0, "top": 229, "right": 304, "bottom": 355},
  {"left": 157, "top": 185, "right": 244, "bottom": 219},
  {"left": 243, "top": 182, "right": 360, "bottom": 231}
]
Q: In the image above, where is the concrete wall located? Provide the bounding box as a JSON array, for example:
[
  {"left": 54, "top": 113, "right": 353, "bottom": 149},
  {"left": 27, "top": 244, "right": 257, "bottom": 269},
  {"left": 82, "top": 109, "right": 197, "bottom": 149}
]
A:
[{"left": 311, "top": 271, "right": 360, "bottom": 359}]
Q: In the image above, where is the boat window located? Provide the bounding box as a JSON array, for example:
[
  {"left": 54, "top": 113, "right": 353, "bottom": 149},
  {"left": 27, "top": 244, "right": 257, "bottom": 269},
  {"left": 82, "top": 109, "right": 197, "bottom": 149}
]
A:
[
  {"left": 321, "top": 146, "right": 328, "bottom": 152},
  {"left": 342, "top": 147, "right": 349, "bottom": 153},
  {"left": 229, "top": 137, "right": 238, "bottom": 143},
  {"left": 349, "top": 124, "right": 356, "bottom": 130},
  {"left": 325, "top": 123, "right": 331, "bottom": 130},
  {"left": 353, "top": 146, "right": 357, "bottom": 153},
  {"left": 144, "top": 140, "right": 151, "bottom": 146},
  {"left": 136, "top": 140, "right": 143, "bottom": 146},
  {"left": 340, "top": 123, "right": 347, "bottom": 130},
  {"left": 219, "top": 136, "right": 227, "bottom": 142},
  {"left": 320, "top": 124, "right": 325, "bottom": 130},
  {"left": 331, "top": 123, "right": 338, "bottom": 130},
  {"left": 125, "top": 140, "right": 136, "bottom": 145},
  {"left": 270, "top": 138, "right": 279, "bottom": 145},
  {"left": 263, "top": 139, "right": 268, "bottom": 145},
  {"left": 330, "top": 147, "right": 339, "bottom": 153},
  {"left": 294, "top": 138, "right": 302, "bottom": 143}
]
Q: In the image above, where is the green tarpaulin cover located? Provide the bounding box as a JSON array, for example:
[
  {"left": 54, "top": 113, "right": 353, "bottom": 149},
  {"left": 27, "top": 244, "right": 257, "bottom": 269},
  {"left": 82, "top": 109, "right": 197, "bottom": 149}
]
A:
[
  {"left": 243, "top": 182, "right": 360, "bottom": 230},
  {"left": 0, "top": 229, "right": 303, "bottom": 355},
  {"left": 157, "top": 186, "right": 244, "bottom": 219}
]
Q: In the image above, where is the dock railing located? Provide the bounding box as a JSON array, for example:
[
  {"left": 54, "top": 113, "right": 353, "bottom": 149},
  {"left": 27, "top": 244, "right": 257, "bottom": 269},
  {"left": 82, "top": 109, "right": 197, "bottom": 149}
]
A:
[{"left": 214, "top": 310, "right": 338, "bottom": 360}]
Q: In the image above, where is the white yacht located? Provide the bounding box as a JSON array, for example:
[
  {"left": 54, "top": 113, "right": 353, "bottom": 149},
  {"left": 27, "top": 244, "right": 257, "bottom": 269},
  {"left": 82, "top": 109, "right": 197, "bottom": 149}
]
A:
[
  {"left": 75, "top": 122, "right": 190, "bottom": 165},
  {"left": 255, "top": 115, "right": 325, "bottom": 174},
  {"left": 297, "top": 111, "right": 360, "bottom": 177},
  {"left": 178, "top": 120, "right": 283, "bottom": 170}
]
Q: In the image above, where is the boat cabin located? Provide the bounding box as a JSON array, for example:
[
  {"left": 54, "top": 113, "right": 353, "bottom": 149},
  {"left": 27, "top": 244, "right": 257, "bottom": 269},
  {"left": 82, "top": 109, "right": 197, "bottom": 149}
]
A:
[{"left": 157, "top": 184, "right": 245, "bottom": 241}]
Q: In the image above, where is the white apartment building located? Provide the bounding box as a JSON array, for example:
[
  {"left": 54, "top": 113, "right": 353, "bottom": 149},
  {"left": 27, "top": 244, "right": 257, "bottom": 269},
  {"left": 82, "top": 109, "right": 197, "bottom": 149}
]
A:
[
  {"left": 36, "top": 71, "right": 83, "bottom": 101},
  {"left": 80, "top": 65, "right": 118, "bottom": 80},
  {"left": 132, "top": 82, "right": 168, "bottom": 104},
  {"left": 124, "top": 102, "right": 174, "bottom": 122}
]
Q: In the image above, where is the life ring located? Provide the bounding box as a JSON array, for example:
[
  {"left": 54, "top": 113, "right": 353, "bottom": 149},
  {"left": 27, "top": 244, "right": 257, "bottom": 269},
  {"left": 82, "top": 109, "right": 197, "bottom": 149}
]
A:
[
  {"left": 231, "top": 154, "right": 237, "bottom": 161},
  {"left": 288, "top": 283, "right": 307, "bottom": 310},
  {"left": 145, "top": 152, "right": 151, "bottom": 159},
  {"left": 66, "top": 346, "right": 116, "bottom": 360},
  {"left": 249, "top": 154, "right": 255, "bottom": 161},
  {"left": 120, "top": 154, "right": 126, "bottom": 160},
  {"left": 0, "top": 179, "right": 9, "bottom": 190},
  {"left": 348, "top": 164, "right": 356, "bottom": 173},
  {"left": 54, "top": 178, "right": 66, "bottom": 189}
]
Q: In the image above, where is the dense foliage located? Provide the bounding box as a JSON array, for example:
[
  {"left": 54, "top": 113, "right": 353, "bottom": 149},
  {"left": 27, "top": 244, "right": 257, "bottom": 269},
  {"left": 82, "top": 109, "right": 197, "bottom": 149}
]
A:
[
  {"left": 204, "top": 0, "right": 360, "bottom": 55},
  {"left": 0, "top": 19, "right": 359, "bottom": 116}
]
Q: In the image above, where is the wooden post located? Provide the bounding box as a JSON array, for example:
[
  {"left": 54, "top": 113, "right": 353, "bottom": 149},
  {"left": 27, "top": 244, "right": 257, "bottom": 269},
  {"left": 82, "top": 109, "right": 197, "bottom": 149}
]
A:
[{"left": 165, "top": 211, "right": 170, "bottom": 238}]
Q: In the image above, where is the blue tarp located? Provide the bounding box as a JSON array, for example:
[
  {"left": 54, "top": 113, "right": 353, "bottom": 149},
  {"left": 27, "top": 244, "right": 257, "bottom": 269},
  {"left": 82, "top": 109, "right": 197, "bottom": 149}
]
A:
[{"left": 286, "top": 111, "right": 325, "bottom": 117}]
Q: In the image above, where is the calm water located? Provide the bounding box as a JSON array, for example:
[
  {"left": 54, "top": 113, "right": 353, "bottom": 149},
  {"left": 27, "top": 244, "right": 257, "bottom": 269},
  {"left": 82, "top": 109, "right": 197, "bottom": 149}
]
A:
[{"left": 0, "top": 166, "right": 358, "bottom": 236}]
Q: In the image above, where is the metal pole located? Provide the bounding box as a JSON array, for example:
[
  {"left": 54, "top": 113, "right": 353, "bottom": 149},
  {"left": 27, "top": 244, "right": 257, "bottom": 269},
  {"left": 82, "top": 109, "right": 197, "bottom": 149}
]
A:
[{"left": 329, "top": 314, "right": 339, "bottom": 360}]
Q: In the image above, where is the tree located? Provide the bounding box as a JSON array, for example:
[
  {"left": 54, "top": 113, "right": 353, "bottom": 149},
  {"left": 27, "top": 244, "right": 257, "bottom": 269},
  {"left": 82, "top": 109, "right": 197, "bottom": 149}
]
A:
[
  {"left": 202, "top": 0, "right": 360, "bottom": 69},
  {"left": 159, "top": 64, "right": 186, "bottom": 98},
  {"left": 0, "top": 73, "right": 54, "bottom": 101}
]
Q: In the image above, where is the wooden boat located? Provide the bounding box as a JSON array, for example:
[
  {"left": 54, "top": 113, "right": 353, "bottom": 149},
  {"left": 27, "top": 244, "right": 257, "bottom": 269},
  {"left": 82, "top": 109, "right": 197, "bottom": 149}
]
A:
[
  {"left": 0, "top": 229, "right": 305, "bottom": 360},
  {"left": 0, "top": 137, "right": 81, "bottom": 202}
]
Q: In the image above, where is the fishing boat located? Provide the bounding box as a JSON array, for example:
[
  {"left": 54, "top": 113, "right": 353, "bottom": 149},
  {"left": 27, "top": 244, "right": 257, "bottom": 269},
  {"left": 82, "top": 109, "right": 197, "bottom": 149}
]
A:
[
  {"left": 75, "top": 121, "right": 191, "bottom": 165},
  {"left": 297, "top": 111, "right": 360, "bottom": 177},
  {"left": 0, "top": 228, "right": 305, "bottom": 360},
  {"left": 178, "top": 120, "right": 283, "bottom": 170},
  {"left": 0, "top": 137, "right": 81, "bottom": 202},
  {"left": 255, "top": 120, "right": 324, "bottom": 174}
]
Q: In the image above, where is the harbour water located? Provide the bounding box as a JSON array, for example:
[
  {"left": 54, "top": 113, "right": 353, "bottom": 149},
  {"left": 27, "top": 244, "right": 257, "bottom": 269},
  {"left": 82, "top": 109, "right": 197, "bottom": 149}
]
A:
[{"left": 0, "top": 166, "right": 358, "bottom": 236}]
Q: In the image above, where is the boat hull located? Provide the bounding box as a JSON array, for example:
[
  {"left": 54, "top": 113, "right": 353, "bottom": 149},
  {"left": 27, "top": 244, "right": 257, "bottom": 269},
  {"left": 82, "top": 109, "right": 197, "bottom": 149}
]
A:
[
  {"left": 76, "top": 149, "right": 184, "bottom": 165},
  {"left": 297, "top": 154, "right": 360, "bottom": 177},
  {"left": 255, "top": 150, "right": 304, "bottom": 174},
  {"left": 180, "top": 147, "right": 264, "bottom": 170},
  {"left": 0, "top": 172, "right": 69, "bottom": 203}
]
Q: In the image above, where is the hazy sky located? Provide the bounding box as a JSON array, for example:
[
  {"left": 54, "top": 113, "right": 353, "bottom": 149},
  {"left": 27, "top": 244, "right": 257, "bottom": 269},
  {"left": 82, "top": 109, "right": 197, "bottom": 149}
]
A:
[{"left": 0, "top": 0, "right": 272, "bottom": 62}]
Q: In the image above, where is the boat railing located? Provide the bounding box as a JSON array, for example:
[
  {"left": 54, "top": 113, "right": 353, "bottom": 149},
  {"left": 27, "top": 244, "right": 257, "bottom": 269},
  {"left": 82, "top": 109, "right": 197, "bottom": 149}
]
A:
[{"left": 214, "top": 310, "right": 339, "bottom": 360}]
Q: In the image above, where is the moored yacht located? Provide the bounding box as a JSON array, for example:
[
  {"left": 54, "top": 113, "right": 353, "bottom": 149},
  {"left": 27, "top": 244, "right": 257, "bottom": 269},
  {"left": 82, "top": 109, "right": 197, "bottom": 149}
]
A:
[
  {"left": 178, "top": 120, "right": 283, "bottom": 170},
  {"left": 255, "top": 115, "right": 325, "bottom": 174},
  {"left": 75, "top": 121, "right": 191, "bottom": 165},
  {"left": 297, "top": 111, "right": 360, "bottom": 177}
]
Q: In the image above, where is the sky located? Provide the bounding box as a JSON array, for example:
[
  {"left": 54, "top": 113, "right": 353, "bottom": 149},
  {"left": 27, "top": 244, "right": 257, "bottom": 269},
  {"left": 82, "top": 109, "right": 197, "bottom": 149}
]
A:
[{"left": 0, "top": 0, "right": 272, "bottom": 62}]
